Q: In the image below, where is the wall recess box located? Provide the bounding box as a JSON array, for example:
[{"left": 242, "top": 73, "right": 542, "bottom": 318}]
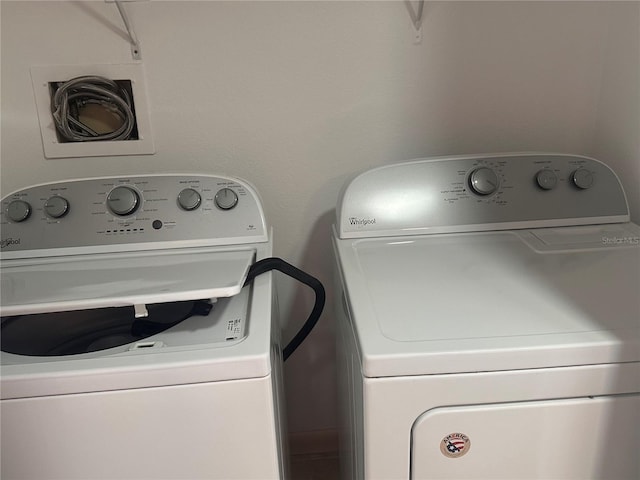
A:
[{"left": 31, "top": 63, "right": 154, "bottom": 159}]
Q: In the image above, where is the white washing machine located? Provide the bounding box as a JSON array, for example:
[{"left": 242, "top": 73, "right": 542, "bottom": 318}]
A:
[
  {"left": 1, "top": 174, "right": 295, "bottom": 479},
  {"left": 333, "top": 153, "right": 640, "bottom": 480}
]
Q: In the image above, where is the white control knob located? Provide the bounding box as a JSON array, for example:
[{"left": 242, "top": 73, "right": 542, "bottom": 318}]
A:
[
  {"left": 215, "top": 188, "right": 238, "bottom": 210},
  {"left": 178, "top": 188, "right": 202, "bottom": 211},
  {"left": 469, "top": 167, "right": 499, "bottom": 195},
  {"left": 535, "top": 169, "right": 557, "bottom": 190},
  {"left": 107, "top": 186, "right": 140, "bottom": 216},
  {"left": 7, "top": 200, "right": 31, "bottom": 222},
  {"left": 44, "top": 196, "right": 70, "bottom": 218},
  {"left": 572, "top": 168, "right": 594, "bottom": 189}
]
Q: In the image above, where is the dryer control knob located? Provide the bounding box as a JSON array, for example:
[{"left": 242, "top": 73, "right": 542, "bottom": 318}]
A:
[
  {"left": 7, "top": 200, "right": 31, "bottom": 222},
  {"left": 469, "top": 167, "right": 499, "bottom": 196},
  {"left": 535, "top": 169, "right": 558, "bottom": 190},
  {"left": 215, "top": 188, "right": 238, "bottom": 210},
  {"left": 44, "top": 196, "right": 70, "bottom": 218},
  {"left": 572, "top": 168, "right": 594, "bottom": 190},
  {"left": 178, "top": 188, "right": 202, "bottom": 211},
  {"left": 107, "top": 186, "right": 140, "bottom": 216}
]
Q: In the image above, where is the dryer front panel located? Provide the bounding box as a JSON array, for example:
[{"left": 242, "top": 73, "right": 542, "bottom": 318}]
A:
[{"left": 411, "top": 394, "right": 640, "bottom": 479}]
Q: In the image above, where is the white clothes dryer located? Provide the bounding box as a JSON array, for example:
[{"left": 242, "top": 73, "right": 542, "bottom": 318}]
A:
[
  {"left": 1, "top": 174, "right": 323, "bottom": 480},
  {"left": 333, "top": 154, "right": 640, "bottom": 480}
]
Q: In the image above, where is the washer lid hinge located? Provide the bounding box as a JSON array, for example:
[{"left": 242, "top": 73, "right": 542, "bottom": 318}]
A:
[{"left": 134, "top": 303, "right": 149, "bottom": 318}]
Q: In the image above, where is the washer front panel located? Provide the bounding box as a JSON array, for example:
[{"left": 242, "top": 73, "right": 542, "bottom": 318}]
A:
[{"left": 0, "top": 174, "right": 267, "bottom": 258}]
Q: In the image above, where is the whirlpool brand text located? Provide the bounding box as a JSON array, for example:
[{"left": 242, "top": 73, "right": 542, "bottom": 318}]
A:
[
  {"left": 349, "top": 217, "right": 376, "bottom": 226},
  {"left": 1, "top": 237, "right": 21, "bottom": 249}
]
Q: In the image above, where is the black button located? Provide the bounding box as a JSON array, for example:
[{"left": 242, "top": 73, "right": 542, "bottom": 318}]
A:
[{"left": 152, "top": 220, "right": 163, "bottom": 230}]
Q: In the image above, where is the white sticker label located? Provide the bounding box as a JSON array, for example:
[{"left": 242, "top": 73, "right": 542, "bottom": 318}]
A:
[{"left": 226, "top": 318, "right": 242, "bottom": 340}]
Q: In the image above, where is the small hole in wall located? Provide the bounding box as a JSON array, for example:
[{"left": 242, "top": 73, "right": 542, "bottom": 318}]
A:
[{"left": 48, "top": 78, "right": 139, "bottom": 143}]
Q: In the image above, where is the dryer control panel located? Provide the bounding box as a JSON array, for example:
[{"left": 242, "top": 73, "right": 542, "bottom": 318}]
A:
[
  {"left": 1, "top": 174, "right": 268, "bottom": 257},
  {"left": 337, "top": 153, "right": 630, "bottom": 238}
]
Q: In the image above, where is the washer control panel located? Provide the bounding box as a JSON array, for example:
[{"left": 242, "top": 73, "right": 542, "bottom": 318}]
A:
[
  {"left": 1, "top": 174, "right": 268, "bottom": 257},
  {"left": 338, "top": 153, "right": 629, "bottom": 238}
]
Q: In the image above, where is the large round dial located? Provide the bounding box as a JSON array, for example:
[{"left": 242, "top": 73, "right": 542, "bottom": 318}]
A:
[
  {"left": 535, "top": 169, "right": 557, "bottom": 190},
  {"left": 177, "top": 188, "right": 202, "bottom": 211},
  {"left": 215, "top": 188, "right": 238, "bottom": 210},
  {"left": 44, "top": 196, "right": 70, "bottom": 218},
  {"left": 468, "top": 167, "right": 499, "bottom": 196},
  {"left": 7, "top": 200, "right": 31, "bottom": 222},
  {"left": 107, "top": 186, "right": 140, "bottom": 216},
  {"left": 572, "top": 168, "right": 594, "bottom": 190}
]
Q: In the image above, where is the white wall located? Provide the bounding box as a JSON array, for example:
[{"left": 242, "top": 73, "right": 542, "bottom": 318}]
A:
[
  {"left": 592, "top": 3, "right": 640, "bottom": 222},
  {"left": 2, "top": 1, "right": 637, "bottom": 435}
]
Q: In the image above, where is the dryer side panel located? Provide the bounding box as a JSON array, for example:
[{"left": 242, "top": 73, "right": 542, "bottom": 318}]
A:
[{"left": 335, "top": 265, "right": 366, "bottom": 480}]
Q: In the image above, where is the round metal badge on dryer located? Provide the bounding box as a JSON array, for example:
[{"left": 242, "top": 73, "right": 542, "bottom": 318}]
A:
[{"left": 440, "top": 433, "right": 471, "bottom": 458}]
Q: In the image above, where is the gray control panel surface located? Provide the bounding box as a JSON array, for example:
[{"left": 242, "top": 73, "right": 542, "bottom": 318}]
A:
[
  {"left": 1, "top": 174, "right": 268, "bottom": 257},
  {"left": 337, "top": 153, "right": 630, "bottom": 238}
]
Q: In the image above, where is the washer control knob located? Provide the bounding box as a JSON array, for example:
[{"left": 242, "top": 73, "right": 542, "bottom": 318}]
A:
[
  {"left": 215, "top": 188, "right": 238, "bottom": 210},
  {"left": 44, "top": 196, "right": 70, "bottom": 218},
  {"left": 535, "top": 169, "right": 558, "bottom": 190},
  {"left": 572, "top": 168, "right": 594, "bottom": 190},
  {"left": 7, "top": 200, "right": 31, "bottom": 222},
  {"left": 178, "top": 188, "right": 202, "bottom": 211},
  {"left": 469, "top": 167, "right": 499, "bottom": 196},
  {"left": 107, "top": 186, "right": 140, "bottom": 216}
]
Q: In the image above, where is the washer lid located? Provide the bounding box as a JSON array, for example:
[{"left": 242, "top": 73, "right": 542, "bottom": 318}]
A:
[
  {"left": 334, "top": 224, "right": 640, "bottom": 377},
  {"left": 0, "top": 247, "right": 255, "bottom": 317},
  {"left": 1, "top": 241, "right": 275, "bottom": 400}
]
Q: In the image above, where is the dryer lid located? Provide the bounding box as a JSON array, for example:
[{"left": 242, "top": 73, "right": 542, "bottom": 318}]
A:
[
  {"left": 0, "top": 247, "right": 255, "bottom": 317},
  {"left": 335, "top": 224, "right": 640, "bottom": 376},
  {"left": 352, "top": 230, "right": 639, "bottom": 342}
]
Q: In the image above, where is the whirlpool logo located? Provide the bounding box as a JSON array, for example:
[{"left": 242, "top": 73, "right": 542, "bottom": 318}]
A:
[
  {"left": 1, "top": 237, "right": 21, "bottom": 249},
  {"left": 349, "top": 217, "right": 376, "bottom": 226}
]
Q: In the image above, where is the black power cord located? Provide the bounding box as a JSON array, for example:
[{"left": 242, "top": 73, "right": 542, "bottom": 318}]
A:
[{"left": 244, "top": 258, "right": 325, "bottom": 361}]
